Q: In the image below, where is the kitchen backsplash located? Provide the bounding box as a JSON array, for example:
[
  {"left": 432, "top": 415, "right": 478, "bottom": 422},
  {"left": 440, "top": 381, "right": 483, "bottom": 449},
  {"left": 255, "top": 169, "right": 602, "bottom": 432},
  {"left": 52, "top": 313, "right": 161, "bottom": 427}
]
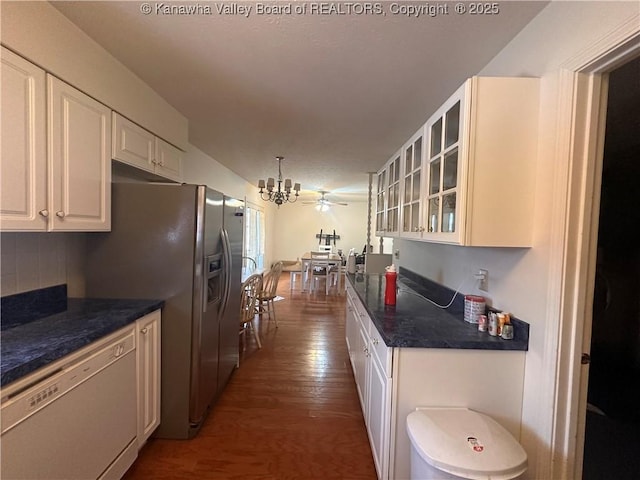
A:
[{"left": 0, "top": 233, "right": 86, "bottom": 297}]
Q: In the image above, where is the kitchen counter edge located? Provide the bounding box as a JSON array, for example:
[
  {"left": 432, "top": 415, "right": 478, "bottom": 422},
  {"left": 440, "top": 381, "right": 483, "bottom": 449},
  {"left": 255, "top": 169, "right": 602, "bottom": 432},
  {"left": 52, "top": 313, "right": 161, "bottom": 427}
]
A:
[{"left": 1, "top": 298, "right": 164, "bottom": 388}]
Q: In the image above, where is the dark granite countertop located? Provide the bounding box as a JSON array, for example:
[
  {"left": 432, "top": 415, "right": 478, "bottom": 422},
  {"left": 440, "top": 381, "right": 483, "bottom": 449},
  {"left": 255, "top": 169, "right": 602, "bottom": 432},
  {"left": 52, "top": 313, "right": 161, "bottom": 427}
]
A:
[
  {"left": 347, "top": 271, "right": 529, "bottom": 351},
  {"left": 1, "top": 296, "right": 163, "bottom": 387}
]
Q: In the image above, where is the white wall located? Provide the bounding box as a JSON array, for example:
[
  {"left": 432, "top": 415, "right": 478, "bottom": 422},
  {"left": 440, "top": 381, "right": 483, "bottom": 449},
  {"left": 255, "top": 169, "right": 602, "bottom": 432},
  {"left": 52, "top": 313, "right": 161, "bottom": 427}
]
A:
[
  {"left": 182, "top": 146, "right": 383, "bottom": 265},
  {"left": 0, "top": 233, "right": 86, "bottom": 297},
  {"left": 270, "top": 200, "right": 369, "bottom": 262},
  {"left": 182, "top": 144, "right": 261, "bottom": 202},
  {"left": 395, "top": 2, "right": 639, "bottom": 478}
]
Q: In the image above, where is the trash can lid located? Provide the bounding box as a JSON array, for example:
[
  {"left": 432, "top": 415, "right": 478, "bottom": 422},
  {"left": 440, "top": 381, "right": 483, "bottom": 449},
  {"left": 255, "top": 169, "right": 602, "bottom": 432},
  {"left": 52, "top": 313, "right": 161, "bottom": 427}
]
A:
[{"left": 406, "top": 408, "right": 527, "bottom": 480}]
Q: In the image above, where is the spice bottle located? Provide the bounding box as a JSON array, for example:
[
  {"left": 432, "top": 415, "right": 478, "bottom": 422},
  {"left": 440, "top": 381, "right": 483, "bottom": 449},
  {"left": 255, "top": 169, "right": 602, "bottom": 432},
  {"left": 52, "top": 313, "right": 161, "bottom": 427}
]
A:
[
  {"left": 488, "top": 312, "right": 498, "bottom": 336},
  {"left": 384, "top": 264, "right": 397, "bottom": 306}
]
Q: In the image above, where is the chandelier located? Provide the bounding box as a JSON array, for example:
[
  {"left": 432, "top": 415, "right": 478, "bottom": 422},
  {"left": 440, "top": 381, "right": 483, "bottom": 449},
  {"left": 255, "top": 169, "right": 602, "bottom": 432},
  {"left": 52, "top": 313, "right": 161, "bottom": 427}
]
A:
[{"left": 257, "top": 156, "right": 301, "bottom": 205}]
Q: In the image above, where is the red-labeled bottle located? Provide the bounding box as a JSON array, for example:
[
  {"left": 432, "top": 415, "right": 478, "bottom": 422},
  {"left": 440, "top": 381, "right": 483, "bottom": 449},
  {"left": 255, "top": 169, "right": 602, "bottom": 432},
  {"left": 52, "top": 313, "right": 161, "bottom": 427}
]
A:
[{"left": 384, "top": 265, "right": 397, "bottom": 306}]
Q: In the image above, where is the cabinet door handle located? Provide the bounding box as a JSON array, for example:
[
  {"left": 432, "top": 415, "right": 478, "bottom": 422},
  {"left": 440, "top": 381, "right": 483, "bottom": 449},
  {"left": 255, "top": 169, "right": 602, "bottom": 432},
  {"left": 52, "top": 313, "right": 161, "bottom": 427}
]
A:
[
  {"left": 141, "top": 327, "right": 148, "bottom": 335},
  {"left": 56, "top": 211, "right": 65, "bottom": 218},
  {"left": 39, "top": 209, "right": 49, "bottom": 218}
]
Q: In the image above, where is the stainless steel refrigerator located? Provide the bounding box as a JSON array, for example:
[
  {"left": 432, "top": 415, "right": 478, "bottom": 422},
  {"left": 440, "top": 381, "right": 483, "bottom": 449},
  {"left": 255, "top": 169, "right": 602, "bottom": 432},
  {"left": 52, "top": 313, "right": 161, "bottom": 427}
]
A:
[{"left": 85, "top": 183, "right": 243, "bottom": 439}]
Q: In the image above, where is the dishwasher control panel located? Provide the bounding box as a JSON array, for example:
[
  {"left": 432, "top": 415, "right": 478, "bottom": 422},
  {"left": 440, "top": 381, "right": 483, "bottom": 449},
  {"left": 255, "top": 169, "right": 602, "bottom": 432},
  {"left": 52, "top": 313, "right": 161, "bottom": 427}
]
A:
[
  {"left": 1, "top": 327, "right": 135, "bottom": 435},
  {"left": 27, "top": 383, "right": 60, "bottom": 411}
]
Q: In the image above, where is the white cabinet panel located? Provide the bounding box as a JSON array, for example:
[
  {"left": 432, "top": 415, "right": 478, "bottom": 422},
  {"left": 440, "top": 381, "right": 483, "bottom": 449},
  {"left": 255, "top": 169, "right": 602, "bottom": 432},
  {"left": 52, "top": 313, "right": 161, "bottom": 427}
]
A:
[
  {"left": 0, "top": 47, "right": 47, "bottom": 231},
  {"left": 390, "top": 348, "right": 525, "bottom": 480},
  {"left": 155, "top": 138, "right": 183, "bottom": 182},
  {"left": 113, "top": 112, "right": 183, "bottom": 183},
  {"left": 1, "top": 49, "right": 111, "bottom": 233},
  {"left": 136, "top": 310, "right": 161, "bottom": 448},
  {"left": 345, "top": 287, "right": 392, "bottom": 480},
  {"left": 375, "top": 149, "right": 401, "bottom": 237},
  {"left": 345, "top": 283, "right": 525, "bottom": 480},
  {"left": 399, "top": 127, "right": 425, "bottom": 239},
  {"left": 369, "top": 323, "right": 392, "bottom": 378},
  {"left": 367, "top": 352, "right": 390, "bottom": 479},
  {"left": 112, "top": 113, "right": 155, "bottom": 170},
  {"left": 48, "top": 75, "right": 111, "bottom": 231},
  {"left": 422, "top": 77, "right": 539, "bottom": 246}
]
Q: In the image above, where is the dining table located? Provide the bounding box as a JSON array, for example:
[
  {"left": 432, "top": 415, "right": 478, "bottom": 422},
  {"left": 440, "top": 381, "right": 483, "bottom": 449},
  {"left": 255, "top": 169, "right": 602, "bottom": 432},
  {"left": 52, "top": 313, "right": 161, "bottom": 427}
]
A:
[{"left": 300, "top": 251, "right": 345, "bottom": 292}]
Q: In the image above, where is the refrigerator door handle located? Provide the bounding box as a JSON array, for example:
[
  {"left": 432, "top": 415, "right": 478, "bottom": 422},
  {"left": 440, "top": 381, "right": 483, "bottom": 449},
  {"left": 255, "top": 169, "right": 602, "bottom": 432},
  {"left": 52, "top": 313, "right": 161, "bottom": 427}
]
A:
[{"left": 219, "top": 228, "right": 232, "bottom": 318}]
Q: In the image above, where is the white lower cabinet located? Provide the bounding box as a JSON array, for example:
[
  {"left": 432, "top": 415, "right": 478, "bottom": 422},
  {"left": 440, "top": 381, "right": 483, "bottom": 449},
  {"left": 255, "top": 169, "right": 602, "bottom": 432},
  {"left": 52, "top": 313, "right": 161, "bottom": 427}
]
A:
[
  {"left": 345, "top": 284, "right": 525, "bottom": 480},
  {"left": 346, "top": 289, "right": 369, "bottom": 411},
  {"left": 366, "top": 344, "right": 391, "bottom": 478},
  {"left": 346, "top": 285, "right": 391, "bottom": 479},
  {"left": 135, "top": 310, "right": 161, "bottom": 448}
]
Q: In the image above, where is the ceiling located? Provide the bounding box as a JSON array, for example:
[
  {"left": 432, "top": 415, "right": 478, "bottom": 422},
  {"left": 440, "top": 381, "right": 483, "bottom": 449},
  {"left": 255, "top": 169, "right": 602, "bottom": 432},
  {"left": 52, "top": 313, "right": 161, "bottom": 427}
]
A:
[{"left": 52, "top": 1, "right": 549, "bottom": 203}]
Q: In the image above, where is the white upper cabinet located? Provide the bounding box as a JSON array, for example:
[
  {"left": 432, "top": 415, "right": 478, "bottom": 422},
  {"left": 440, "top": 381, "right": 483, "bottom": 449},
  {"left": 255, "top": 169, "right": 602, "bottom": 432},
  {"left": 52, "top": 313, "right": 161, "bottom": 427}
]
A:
[
  {"left": 375, "top": 150, "right": 402, "bottom": 237},
  {"left": 1, "top": 47, "right": 111, "bottom": 232},
  {"left": 155, "top": 137, "right": 183, "bottom": 181},
  {"left": 48, "top": 75, "right": 111, "bottom": 231},
  {"left": 421, "top": 76, "right": 539, "bottom": 247},
  {"left": 0, "top": 47, "right": 47, "bottom": 231},
  {"left": 399, "top": 127, "right": 425, "bottom": 239},
  {"left": 111, "top": 112, "right": 155, "bottom": 171},
  {"left": 113, "top": 113, "right": 183, "bottom": 182}
]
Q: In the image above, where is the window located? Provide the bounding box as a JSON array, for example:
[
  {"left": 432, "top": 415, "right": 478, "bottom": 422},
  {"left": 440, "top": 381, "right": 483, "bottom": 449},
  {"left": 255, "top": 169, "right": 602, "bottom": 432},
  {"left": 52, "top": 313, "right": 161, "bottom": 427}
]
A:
[{"left": 243, "top": 202, "right": 265, "bottom": 273}]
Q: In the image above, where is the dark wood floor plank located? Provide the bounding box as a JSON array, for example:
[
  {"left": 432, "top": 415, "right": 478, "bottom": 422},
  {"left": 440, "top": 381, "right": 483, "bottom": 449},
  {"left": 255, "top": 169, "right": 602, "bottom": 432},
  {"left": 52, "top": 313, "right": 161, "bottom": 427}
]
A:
[{"left": 123, "top": 276, "right": 376, "bottom": 479}]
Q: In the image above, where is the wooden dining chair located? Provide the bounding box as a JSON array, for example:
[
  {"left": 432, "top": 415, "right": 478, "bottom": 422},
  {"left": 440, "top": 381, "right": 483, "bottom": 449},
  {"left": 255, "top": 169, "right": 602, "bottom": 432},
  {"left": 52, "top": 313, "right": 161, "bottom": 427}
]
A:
[
  {"left": 258, "top": 261, "right": 283, "bottom": 328},
  {"left": 329, "top": 261, "right": 345, "bottom": 293},
  {"left": 239, "top": 273, "right": 263, "bottom": 361},
  {"left": 309, "top": 251, "right": 331, "bottom": 294}
]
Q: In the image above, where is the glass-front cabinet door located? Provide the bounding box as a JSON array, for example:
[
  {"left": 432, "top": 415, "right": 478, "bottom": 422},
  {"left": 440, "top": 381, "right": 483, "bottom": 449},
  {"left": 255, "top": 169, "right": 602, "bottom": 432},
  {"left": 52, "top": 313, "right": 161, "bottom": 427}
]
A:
[
  {"left": 400, "top": 127, "right": 424, "bottom": 239},
  {"left": 423, "top": 83, "right": 465, "bottom": 244},
  {"left": 375, "top": 169, "right": 386, "bottom": 236},
  {"left": 375, "top": 76, "right": 539, "bottom": 247},
  {"left": 375, "top": 150, "right": 401, "bottom": 237},
  {"left": 385, "top": 151, "right": 401, "bottom": 236}
]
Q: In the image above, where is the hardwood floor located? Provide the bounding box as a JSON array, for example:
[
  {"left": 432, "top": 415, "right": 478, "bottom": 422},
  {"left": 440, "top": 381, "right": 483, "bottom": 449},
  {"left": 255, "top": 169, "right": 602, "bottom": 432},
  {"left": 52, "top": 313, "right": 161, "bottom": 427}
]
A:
[{"left": 123, "top": 276, "right": 377, "bottom": 479}]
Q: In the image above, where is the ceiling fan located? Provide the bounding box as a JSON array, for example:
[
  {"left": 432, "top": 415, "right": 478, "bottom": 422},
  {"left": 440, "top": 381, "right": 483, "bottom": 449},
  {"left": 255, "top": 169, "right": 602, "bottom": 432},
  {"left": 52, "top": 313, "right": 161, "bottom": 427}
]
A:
[{"left": 303, "top": 191, "right": 348, "bottom": 211}]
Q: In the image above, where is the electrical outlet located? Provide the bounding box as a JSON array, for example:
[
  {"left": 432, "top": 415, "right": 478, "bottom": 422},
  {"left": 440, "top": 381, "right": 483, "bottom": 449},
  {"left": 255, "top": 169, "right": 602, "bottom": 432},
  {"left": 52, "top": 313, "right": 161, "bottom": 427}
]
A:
[
  {"left": 477, "top": 269, "right": 488, "bottom": 291},
  {"left": 394, "top": 249, "right": 400, "bottom": 259}
]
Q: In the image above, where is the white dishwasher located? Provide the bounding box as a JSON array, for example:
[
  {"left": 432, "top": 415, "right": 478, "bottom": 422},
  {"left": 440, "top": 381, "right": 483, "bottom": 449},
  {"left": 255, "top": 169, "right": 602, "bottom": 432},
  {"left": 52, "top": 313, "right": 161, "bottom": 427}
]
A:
[{"left": 1, "top": 326, "right": 138, "bottom": 480}]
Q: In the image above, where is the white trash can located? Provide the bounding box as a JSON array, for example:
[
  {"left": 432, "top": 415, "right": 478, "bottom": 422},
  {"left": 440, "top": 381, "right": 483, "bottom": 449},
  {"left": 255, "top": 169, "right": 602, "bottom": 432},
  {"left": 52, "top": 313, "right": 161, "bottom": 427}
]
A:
[{"left": 406, "top": 407, "right": 527, "bottom": 480}]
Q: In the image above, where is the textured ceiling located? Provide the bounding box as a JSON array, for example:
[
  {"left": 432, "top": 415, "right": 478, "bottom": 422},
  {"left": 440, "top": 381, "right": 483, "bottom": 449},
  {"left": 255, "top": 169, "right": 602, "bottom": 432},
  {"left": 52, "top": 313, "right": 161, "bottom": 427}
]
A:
[{"left": 52, "top": 1, "right": 549, "bottom": 202}]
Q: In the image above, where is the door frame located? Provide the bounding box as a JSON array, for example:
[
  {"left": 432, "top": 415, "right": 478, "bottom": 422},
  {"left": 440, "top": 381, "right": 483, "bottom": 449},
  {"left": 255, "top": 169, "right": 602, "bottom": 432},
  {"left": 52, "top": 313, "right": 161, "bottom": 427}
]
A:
[{"left": 552, "top": 20, "right": 640, "bottom": 480}]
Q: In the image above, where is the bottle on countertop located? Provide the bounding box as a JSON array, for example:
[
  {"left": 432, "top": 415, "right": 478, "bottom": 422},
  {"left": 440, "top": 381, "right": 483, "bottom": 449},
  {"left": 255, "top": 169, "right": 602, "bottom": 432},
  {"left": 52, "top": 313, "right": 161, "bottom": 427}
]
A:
[
  {"left": 347, "top": 248, "right": 356, "bottom": 274},
  {"left": 384, "top": 264, "right": 397, "bottom": 306}
]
